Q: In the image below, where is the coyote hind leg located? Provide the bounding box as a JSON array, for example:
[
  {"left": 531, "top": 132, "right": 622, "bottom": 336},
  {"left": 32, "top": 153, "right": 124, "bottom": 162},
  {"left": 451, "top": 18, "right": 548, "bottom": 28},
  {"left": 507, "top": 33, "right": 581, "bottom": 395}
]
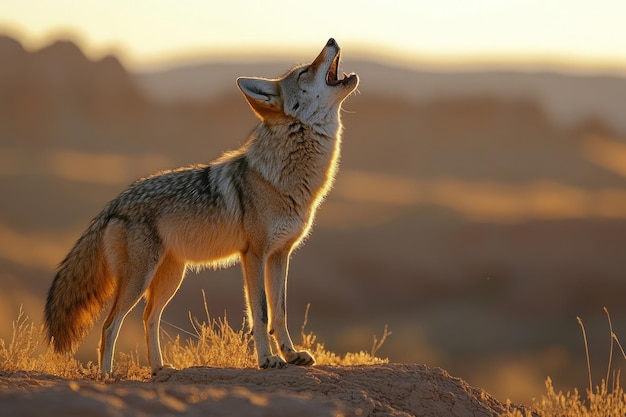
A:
[
  {"left": 143, "top": 253, "right": 186, "bottom": 375},
  {"left": 99, "top": 221, "right": 162, "bottom": 378},
  {"left": 100, "top": 273, "right": 151, "bottom": 377}
]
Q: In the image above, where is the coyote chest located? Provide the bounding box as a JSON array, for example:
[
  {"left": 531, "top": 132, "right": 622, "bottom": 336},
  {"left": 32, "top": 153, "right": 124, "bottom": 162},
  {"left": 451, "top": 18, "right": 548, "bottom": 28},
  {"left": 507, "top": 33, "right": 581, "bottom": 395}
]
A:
[
  {"left": 151, "top": 144, "right": 330, "bottom": 267},
  {"left": 156, "top": 185, "right": 315, "bottom": 267}
]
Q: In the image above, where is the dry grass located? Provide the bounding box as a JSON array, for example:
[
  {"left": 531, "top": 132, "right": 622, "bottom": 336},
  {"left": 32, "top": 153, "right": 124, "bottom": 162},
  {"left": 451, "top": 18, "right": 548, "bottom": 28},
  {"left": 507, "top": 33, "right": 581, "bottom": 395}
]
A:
[
  {"left": 9, "top": 297, "right": 626, "bottom": 417},
  {"left": 162, "top": 301, "right": 390, "bottom": 371},
  {"left": 0, "top": 299, "right": 389, "bottom": 381},
  {"left": 0, "top": 306, "right": 101, "bottom": 379},
  {"left": 505, "top": 377, "right": 626, "bottom": 417},
  {"left": 504, "top": 308, "right": 626, "bottom": 417}
]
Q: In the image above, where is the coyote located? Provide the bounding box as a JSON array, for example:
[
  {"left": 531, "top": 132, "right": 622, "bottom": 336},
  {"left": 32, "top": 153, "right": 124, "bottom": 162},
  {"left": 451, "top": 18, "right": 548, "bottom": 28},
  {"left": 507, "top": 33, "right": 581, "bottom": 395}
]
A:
[{"left": 45, "top": 38, "right": 359, "bottom": 376}]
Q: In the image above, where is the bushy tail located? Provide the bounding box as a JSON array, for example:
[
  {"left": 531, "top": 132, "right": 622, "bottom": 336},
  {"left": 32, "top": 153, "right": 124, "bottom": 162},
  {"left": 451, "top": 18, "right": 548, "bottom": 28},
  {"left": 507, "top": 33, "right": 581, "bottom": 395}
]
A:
[{"left": 45, "top": 213, "right": 115, "bottom": 353}]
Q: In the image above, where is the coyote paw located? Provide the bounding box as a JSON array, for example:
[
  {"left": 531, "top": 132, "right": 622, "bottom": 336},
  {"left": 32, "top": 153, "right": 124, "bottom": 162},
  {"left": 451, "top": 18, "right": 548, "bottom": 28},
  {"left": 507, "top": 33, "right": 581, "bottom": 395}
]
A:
[
  {"left": 285, "top": 350, "right": 316, "bottom": 366},
  {"left": 259, "top": 355, "right": 287, "bottom": 369},
  {"left": 151, "top": 364, "right": 176, "bottom": 382}
]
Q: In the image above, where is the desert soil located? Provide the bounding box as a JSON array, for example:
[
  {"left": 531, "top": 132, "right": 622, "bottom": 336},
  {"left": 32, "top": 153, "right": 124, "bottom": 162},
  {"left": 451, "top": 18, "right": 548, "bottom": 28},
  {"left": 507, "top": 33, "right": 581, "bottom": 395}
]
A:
[{"left": 0, "top": 363, "right": 532, "bottom": 417}]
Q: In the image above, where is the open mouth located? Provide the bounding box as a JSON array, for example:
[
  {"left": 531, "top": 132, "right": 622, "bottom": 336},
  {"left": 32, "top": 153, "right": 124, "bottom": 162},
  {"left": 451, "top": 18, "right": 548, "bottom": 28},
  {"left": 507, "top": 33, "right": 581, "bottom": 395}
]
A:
[{"left": 325, "top": 52, "right": 354, "bottom": 86}]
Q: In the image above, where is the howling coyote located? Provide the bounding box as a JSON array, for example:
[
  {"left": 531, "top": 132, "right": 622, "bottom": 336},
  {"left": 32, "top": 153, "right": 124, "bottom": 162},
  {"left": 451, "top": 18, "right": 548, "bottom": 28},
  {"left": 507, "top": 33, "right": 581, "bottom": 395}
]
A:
[{"left": 45, "top": 38, "right": 359, "bottom": 377}]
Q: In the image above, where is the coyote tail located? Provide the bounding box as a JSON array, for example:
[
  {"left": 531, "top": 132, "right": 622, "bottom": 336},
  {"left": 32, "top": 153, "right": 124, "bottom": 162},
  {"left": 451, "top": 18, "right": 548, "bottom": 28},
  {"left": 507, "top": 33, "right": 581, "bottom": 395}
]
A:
[{"left": 45, "top": 212, "right": 115, "bottom": 353}]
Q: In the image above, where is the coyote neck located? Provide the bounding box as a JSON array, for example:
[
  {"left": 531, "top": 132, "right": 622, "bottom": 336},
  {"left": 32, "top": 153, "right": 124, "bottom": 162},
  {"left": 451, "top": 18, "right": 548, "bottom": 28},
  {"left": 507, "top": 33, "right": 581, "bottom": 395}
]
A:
[{"left": 247, "top": 118, "right": 341, "bottom": 204}]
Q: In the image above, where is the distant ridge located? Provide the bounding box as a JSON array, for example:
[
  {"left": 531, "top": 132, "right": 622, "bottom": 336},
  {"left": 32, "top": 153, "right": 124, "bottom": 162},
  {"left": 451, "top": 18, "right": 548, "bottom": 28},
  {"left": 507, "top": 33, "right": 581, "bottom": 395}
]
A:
[
  {"left": 134, "top": 58, "right": 626, "bottom": 134},
  {"left": 0, "top": 35, "right": 145, "bottom": 147}
]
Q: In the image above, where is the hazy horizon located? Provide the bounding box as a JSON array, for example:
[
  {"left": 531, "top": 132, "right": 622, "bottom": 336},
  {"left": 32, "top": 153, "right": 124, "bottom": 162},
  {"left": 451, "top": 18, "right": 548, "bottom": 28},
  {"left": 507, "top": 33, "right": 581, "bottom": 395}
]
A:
[
  {"left": 3, "top": 29, "right": 626, "bottom": 81},
  {"left": 2, "top": 0, "right": 626, "bottom": 75}
]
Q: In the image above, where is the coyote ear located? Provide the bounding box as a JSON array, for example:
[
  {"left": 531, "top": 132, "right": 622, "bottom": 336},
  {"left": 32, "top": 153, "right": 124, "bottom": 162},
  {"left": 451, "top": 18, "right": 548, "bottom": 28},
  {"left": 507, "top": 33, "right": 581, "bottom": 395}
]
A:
[{"left": 237, "top": 77, "right": 283, "bottom": 119}]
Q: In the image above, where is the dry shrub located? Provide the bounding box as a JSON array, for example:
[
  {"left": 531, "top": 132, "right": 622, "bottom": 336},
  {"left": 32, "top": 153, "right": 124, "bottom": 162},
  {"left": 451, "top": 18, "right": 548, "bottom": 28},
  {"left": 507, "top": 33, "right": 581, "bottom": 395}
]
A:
[
  {"left": 297, "top": 303, "right": 390, "bottom": 366},
  {"left": 0, "top": 298, "right": 389, "bottom": 380},
  {"left": 162, "top": 313, "right": 256, "bottom": 369},
  {"left": 161, "top": 298, "right": 389, "bottom": 369},
  {"left": 0, "top": 307, "right": 99, "bottom": 379},
  {"left": 505, "top": 377, "right": 626, "bottom": 417},
  {"left": 504, "top": 308, "right": 626, "bottom": 417}
]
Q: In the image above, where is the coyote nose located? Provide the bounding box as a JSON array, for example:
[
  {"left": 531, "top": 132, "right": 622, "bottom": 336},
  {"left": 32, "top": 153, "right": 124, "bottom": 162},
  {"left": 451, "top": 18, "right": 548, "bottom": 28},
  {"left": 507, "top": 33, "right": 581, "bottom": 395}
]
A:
[{"left": 327, "top": 38, "right": 337, "bottom": 47}]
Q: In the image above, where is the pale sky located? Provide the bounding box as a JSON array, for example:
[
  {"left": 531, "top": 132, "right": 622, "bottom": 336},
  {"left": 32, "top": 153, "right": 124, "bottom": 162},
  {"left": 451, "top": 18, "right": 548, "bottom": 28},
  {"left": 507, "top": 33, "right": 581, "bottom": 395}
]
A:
[{"left": 1, "top": 0, "right": 625, "bottom": 72}]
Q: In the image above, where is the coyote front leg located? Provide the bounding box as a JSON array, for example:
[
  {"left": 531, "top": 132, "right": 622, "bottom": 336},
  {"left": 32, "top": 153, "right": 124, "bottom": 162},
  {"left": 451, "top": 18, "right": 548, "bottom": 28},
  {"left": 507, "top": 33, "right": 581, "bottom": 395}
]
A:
[
  {"left": 241, "top": 251, "right": 285, "bottom": 368},
  {"left": 266, "top": 249, "right": 315, "bottom": 366}
]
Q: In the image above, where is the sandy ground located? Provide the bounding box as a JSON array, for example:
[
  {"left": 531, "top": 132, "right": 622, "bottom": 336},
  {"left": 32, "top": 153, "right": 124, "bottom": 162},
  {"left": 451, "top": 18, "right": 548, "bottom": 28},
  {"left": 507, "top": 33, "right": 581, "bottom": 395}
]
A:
[{"left": 0, "top": 364, "right": 533, "bottom": 417}]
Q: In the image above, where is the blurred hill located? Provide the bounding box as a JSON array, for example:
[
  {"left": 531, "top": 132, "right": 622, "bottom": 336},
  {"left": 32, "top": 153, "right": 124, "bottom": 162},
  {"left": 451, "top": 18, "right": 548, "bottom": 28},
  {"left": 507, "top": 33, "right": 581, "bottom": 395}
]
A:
[
  {"left": 136, "top": 59, "right": 626, "bottom": 134},
  {"left": 2, "top": 34, "right": 626, "bottom": 402}
]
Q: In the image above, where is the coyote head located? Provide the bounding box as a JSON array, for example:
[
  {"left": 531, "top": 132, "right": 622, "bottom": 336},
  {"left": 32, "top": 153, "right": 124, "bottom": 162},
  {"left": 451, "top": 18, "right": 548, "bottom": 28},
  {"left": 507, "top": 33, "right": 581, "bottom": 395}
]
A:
[{"left": 237, "top": 38, "right": 359, "bottom": 133}]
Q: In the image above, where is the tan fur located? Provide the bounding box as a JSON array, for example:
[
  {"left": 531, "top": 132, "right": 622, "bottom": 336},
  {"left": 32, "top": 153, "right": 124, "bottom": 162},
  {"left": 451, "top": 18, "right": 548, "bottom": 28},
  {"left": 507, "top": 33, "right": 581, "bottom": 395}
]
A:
[{"left": 44, "top": 38, "right": 359, "bottom": 376}]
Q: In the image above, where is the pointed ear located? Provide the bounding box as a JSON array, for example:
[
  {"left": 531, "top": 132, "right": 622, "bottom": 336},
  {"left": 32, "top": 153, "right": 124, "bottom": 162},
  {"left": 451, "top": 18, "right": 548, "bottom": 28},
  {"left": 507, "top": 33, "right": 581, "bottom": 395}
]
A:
[{"left": 237, "top": 77, "right": 283, "bottom": 119}]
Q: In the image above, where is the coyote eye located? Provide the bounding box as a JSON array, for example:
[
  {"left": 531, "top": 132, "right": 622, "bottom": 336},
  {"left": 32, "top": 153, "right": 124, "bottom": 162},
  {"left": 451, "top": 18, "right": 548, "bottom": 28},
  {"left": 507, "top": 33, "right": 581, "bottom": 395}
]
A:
[{"left": 297, "top": 67, "right": 310, "bottom": 81}]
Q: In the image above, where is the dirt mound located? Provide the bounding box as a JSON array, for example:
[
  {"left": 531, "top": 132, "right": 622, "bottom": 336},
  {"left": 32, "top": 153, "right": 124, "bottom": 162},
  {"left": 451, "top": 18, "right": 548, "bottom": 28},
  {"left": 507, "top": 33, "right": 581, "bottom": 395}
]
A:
[{"left": 0, "top": 364, "right": 532, "bottom": 416}]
